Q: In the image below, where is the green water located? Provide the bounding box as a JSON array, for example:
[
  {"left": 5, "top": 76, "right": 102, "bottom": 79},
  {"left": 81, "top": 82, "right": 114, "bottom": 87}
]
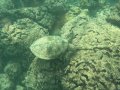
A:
[{"left": 0, "top": 0, "right": 120, "bottom": 90}]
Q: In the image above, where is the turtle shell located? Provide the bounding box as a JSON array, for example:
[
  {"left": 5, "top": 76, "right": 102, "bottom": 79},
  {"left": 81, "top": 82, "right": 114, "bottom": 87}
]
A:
[{"left": 30, "top": 36, "right": 68, "bottom": 60}]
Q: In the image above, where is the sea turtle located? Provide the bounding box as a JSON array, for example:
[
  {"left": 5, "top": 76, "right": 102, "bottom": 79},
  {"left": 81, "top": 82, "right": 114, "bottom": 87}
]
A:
[{"left": 30, "top": 36, "right": 69, "bottom": 60}]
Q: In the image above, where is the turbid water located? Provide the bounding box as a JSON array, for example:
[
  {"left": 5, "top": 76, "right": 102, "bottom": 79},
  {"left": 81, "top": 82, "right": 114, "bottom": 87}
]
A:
[{"left": 0, "top": 0, "right": 120, "bottom": 90}]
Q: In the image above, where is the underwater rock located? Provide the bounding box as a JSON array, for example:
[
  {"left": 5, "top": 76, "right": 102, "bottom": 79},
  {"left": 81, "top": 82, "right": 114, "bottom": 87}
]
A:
[
  {"left": 0, "top": 74, "right": 14, "bottom": 90},
  {"left": 4, "top": 62, "right": 21, "bottom": 80},
  {"left": 106, "top": 2, "right": 120, "bottom": 28},
  {"left": 3, "top": 44, "right": 27, "bottom": 58},
  {"left": 0, "top": 0, "right": 14, "bottom": 11},
  {"left": 61, "top": 13, "right": 89, "bottom": 42},
  {"left": 62, "top": 51, "right": 120, "bottom": 90},
  {"left": 24, "top": 58, "right": 63, "bottom": 90},
  {"left": 16, "top": 85, "right": 25, "bottom": 90},
  {"left": 12, "top": 0, "right": 43, "bottom": 8},
  {"left": 30, "top": 36, "right": 68, "bottom": 60},
  {"left": 0, "top": 1, "right": 119, "bottom": 90},
  {"left": 2, "top": 18, "right": 48, "bottom": 47},
  {"left": 64, "top": 6, "right": 82, "bottom": 22},
  {"left": 43, "top": 0, "right": 67, "bottom": 14},
  {"left": 1, "top": 18, "right": 48, "bottom": 58},
  {"left": 61, "top": 14, "right": 120, "bottom": 90},
  {"left": 13, "top": 7, "right": 55, "bottom": 29},
  {"left": 0, "top": 7, "right": 55, "bottom": 30},
  {"left": 106, "top": 17, "right": 120, "bottom": 28}
]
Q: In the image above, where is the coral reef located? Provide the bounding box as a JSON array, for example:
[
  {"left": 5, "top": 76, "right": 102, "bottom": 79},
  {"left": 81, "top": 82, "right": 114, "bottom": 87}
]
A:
[
  {"left": 2, "top": 18, "right": 48, "bottom": 46},
  {"left": 105, "top": 1, "right": 120, "bottom": 28},
  {"left": 0, "top": 74, "right": 14, "bottom": 90},
  {"left": 0, "top": 0, "right": 14, "bottom": 11},
  {"left": 44, "top": 0, "right": 68, "bottom": 15},
  {"left": 0, "top": 0, "right": 120, "bottom": 90},
  {"left": 0, "top": 7, "right": 55, "bottom": 30},
  {"left": 16, "top": 85, "right": 25, "bottom": 90},
  {"left": 4, "top": 62, "right": 21, "bottom": 80},
  {"left": 23, "top": 58, "right": 65, "bottom": 90},
  {"left": 0, "top": 18, "right": 48, "bottom": 58},
  {"left": 61, "top": 15, "right": 120, "bottom": 90}
]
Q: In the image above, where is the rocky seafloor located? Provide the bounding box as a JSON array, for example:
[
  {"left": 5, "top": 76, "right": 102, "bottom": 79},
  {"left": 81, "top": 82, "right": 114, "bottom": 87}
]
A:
[{"left": 0, "top": 0, "right": 120, "bottom": 90}]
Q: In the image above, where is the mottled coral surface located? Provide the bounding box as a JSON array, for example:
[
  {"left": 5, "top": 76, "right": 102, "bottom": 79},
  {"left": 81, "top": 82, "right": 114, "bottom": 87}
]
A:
[{"left": 0, "top": 0, "right": 120, "bottom": 90}]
